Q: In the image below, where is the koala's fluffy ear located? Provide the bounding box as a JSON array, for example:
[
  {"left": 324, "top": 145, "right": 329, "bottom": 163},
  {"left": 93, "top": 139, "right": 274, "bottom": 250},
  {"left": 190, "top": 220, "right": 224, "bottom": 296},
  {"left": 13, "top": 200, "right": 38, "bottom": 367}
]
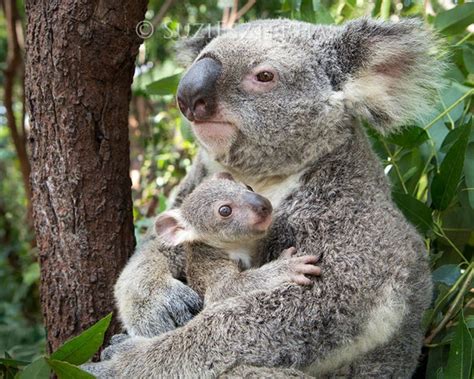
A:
[
  {"left": 175, "top": 26, "right": 226, "bottom": 66},
  {"left": 331, "top": 18, "right": 445, "bottom": 135},
  {"left": 155, "top": 210, "right": 196, "bottom": 246}
]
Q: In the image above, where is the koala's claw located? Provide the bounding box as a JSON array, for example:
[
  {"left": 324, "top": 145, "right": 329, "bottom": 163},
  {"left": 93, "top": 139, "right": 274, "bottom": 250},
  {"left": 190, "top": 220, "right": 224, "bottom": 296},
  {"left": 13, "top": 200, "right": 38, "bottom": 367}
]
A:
[{"left": 281, "top": 246, "right": 297, "bottom": 258}]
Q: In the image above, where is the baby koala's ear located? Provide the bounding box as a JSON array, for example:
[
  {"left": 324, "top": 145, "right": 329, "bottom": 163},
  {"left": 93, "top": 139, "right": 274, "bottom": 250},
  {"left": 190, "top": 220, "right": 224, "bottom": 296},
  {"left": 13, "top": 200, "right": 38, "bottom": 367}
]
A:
[
  {"left": 154, "top": 210, "right": 196, "bottom": 246},
  {"left": 213, "top": 172, "right": 235, "bottom": 181}
]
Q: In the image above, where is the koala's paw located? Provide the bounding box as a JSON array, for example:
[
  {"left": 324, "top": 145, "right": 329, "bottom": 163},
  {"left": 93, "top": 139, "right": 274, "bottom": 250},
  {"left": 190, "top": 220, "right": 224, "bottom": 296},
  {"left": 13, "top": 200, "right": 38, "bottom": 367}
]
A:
[
  {"left": 162, "top": 278, "right": 203, "bottom": 326},
  {"left": 81, "top": 361, "right": 115, "bottom": 379},
  {"left": 126, "top": 278, "right": 203, "bottom": 338},
  {"left": 100, "top": 333, "right": 130, "bottom": 361},
  {"left": 279, "top": 247, "right": 321, "bottom": 286}
]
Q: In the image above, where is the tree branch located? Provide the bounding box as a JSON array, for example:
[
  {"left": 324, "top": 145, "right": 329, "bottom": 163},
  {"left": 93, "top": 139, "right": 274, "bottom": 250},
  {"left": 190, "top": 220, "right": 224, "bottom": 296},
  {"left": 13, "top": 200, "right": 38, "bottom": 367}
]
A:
[
  {"left": 222, "top": 0, "right": 256, "bottom": 28},
  {"left": 152, "top": 0, "right": 177, "bottom": 27}
]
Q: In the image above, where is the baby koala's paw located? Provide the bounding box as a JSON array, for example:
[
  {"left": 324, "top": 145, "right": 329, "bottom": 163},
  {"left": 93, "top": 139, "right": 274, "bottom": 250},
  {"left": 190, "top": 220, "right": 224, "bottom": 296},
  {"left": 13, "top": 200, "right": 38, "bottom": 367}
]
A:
[{"left": 279, "top": 247, "right": 321, "bottom": 285}]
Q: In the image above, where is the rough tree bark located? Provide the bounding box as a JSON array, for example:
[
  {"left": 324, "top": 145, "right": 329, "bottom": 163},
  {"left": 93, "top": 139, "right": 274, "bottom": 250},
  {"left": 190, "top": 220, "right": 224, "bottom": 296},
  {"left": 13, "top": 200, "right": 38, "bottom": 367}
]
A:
[{"left": 25, "top": 0, "right": 148, "bottom": 352}]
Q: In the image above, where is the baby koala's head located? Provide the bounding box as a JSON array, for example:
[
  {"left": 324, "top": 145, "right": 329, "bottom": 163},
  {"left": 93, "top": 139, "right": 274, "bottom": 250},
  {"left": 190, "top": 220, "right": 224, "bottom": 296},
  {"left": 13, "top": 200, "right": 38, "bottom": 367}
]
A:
[{"left": 155, "top": 172, "right": 273, "bottom": 248}]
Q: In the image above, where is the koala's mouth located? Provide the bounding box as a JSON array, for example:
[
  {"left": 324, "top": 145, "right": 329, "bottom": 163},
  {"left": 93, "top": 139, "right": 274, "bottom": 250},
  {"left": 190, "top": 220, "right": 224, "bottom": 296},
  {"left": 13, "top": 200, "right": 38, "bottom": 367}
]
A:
[
  {"left": 191, "top": 120, "right": 237, "bottom": 151},
  {"left": 192, "top": 120, "right": 233, "bottom": 127}
]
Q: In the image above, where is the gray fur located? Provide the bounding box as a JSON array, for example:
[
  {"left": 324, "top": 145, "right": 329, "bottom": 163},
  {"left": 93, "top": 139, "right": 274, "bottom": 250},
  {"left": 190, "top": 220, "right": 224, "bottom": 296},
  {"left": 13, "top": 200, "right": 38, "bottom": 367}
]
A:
[
  {"left": 83, "top": 17, "right": 441, "bottom": 378},
  {"left": 159, "top": 176, "right": 320, "bottom": 303}
]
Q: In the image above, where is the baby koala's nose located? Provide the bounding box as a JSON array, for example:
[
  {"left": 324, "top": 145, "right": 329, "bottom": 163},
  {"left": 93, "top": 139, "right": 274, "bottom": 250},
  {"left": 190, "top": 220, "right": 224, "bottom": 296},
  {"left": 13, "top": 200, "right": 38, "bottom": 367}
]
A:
[{"left": 243, "top": 192, "right": 273, "bottom": 218}]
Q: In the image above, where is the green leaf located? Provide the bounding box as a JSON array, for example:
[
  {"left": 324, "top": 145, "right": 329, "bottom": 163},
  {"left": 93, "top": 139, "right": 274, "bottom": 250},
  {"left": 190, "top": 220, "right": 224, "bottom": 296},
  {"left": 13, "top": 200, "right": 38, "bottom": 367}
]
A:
[
  {"left": 392, "top": 192, "right": 433, "bottom": 235},
  {"left": 46, "top": 359, "right": 95, "bottom": 379},
  {"left": 444, "top": 313, "right": 473, "bottom": 379},
  {"left": 311, "top": 0, "right": 334, "bottom": 24},
  {"left": 440, "top": 127, "right": 464, "bottom": 153},
  {"left": 466, "top": 315, "right": 474, "bottom": 330},
  {"left": 0, "top": 358, "right": 30, "bottom": 368},
  {"left": 465, "top": 142, "right": 474, "bottom": 209},
  {"left": 19, "top": 358, "right": 50, "bottom": 379},
  {"left": 386, "top": 126, "right": 428, "bottom": 148},
  {"left": 146, "top": 73, "right": 182, "bottom": 96},
  {"left": 426, "top": 344, "right": 450, "bottom": 379},
  {"left": 431, "top": 123, "right": 472, "bottom": 210},
  {"left": 434, "top": 3, "right": 474, "bottom": 35},
  {"left": 463, "top": 46, "right": 474, "bottom": 74},
  {"left": 432, "top": 264, "right": 462, "bottom": 286},
  {"left": 22, "top": 262, "right": 40, "bottom": 285},
  {"left": 50, "top": 313, "right": 112, "bottom": 365},
  {"left": 436, "top": 83, "right": 471, "bottom": 125}
]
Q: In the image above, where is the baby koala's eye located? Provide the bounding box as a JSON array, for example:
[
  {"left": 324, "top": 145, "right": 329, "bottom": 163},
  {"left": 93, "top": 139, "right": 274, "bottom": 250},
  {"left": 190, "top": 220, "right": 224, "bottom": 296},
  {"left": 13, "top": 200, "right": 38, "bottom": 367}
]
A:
[
  {"left": 218, "top": 205, "right": 232, "bottom": 218},
  {"left": 255, "top": 71, "right": 274, "bottom": 82},
  {"left": 246, "top": 185, "right": 254, "bottom": 192}
]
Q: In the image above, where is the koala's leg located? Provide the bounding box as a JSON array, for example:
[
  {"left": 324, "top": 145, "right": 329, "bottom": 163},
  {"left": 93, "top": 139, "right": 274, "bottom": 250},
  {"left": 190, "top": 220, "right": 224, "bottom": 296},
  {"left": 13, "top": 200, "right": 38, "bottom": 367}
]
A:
[
  {"left": 346, "top": 320, "right": 424, "bottom": 379},
  {"left": 219, "top": 364, "right": 313, "bottom": 378}
]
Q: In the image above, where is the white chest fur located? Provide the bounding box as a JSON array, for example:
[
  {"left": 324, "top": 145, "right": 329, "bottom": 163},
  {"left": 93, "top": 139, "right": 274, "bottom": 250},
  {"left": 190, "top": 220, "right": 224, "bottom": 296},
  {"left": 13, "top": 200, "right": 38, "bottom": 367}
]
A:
[{"left": 227, "top": 248, "right": 253, "bottom": 269}]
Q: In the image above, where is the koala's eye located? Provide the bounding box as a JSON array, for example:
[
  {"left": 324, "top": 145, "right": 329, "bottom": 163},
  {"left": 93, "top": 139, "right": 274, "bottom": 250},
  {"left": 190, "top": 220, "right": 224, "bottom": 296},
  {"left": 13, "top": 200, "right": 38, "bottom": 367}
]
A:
[
  {"left": 246, "top": 185, "right": 254, "bottom": 192},
  {"left": 256, "top": 71, "right": 274, "bottom": 82},
  {"left": 218, "top": 205, "right": 232, "bottom": 218}
]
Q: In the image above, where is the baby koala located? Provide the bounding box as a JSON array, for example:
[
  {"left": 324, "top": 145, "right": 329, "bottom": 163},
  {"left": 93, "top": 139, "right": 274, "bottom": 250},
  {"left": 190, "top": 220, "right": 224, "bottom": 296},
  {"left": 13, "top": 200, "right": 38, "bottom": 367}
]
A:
[{"left": 155, "top": 172, "right": 321, "bottom": 305}]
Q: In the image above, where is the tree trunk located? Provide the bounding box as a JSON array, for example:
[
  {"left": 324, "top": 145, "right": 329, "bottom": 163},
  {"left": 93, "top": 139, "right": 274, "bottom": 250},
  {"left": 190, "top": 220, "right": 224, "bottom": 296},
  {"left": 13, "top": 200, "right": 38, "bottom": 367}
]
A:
[{"left": 24, "top": 0, "right": 147, "bottom": 352}]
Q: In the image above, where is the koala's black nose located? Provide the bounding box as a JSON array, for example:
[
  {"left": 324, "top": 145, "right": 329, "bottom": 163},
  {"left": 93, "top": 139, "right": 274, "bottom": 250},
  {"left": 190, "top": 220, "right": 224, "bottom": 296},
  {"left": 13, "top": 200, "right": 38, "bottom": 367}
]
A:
[
  {"left": 243, "top": 192, "right": 273, "bottom": 218},
  {"left": 177, "top": 57, "right": 222, "bottom": 122}
]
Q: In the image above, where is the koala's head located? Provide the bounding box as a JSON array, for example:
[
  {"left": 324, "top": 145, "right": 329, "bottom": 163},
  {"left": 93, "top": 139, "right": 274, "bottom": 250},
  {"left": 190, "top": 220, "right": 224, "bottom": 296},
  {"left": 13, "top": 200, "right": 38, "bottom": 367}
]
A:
[
  {"left": 176, "top": 18, "right": 443, "bottom": 178},
  {"left": 155, "top": 172, "right": 273, "bottom": 248}
]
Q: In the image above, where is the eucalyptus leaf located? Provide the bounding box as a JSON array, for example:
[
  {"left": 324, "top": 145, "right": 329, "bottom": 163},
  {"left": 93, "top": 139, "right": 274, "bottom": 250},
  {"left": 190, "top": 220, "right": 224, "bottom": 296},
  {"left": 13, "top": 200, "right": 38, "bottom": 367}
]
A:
[
  {"left": 386, "top": 126, "right": 428, "bottom": 148},
  {"left": 444, "top": 313, "right": 473, "bottom": 379},
  {"left": 50, "top": 313, "right": 112, "bottom": 365},
  {"left": 432, "top": 264, "right": 462, "bottom": 286},
  {"left": 46, "top": 359, "right": 95, "bottom": 379},
  {"left": 440, "top": 127, "right": 463, "bottom": 154},
  {"left": 464, "top": 142, "right": 474, "bottom": 209},
  {"left": 0, "top": 358, "right": 29, "bottom": 368},
  {"left": 434, "top": 3, "right": 474, "bottom": 35},
  {"left": 426, "top": 345, "right": 450, "bottom": 379},
  {"left": 19, "top": 358, "right": 50, "bottom": 379},
  {"left": 463, "top": 46, "right": 474, "bottom": 74},
  {"left": 146, "top": 73, "right": 182, "bottom": 96},
  {"left": 431, "top": 123, "right": 471, "bottom": 210},
  {"left": 392, "top": 192, "right": 433, "bottom": 234}
]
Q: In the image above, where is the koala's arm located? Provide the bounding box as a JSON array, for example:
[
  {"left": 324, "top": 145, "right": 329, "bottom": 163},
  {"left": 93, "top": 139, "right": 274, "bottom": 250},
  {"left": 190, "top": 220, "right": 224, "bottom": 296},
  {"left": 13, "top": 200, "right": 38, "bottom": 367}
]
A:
[
  {"left": 187, "top": 246, "right": 320, "bottom": 305},
  {"left": 114, "top": 150, "right": 214, "bottom": 337}
]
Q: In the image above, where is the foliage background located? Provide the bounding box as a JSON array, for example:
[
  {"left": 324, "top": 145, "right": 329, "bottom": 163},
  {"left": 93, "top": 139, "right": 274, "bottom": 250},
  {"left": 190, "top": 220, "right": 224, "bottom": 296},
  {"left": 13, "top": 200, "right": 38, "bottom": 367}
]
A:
[{"left": 0, "top": 0, "right": 473, "bottom": 377}]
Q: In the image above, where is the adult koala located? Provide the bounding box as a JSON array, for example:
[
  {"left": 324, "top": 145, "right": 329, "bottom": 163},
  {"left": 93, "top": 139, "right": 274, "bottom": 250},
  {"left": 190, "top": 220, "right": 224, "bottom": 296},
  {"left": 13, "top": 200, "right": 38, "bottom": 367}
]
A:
[{"left": 84, "top": 17, "right": 442, "bottom": 378}]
